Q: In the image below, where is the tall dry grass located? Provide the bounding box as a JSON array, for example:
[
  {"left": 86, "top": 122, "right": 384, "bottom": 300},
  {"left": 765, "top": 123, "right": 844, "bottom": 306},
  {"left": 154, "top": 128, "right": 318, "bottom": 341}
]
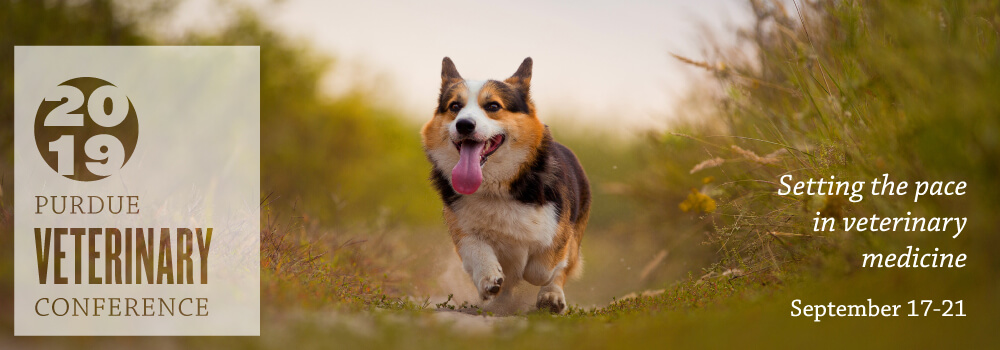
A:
[{"left": 637, "top": 0, "right": 1000, "bottom": 279}]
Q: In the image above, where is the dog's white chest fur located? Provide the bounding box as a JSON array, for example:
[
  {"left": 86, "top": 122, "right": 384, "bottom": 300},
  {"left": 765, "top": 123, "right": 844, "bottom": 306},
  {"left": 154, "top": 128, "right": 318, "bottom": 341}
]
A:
[{"left": 452, "top": 194, "right": 558, "bottom": 247}]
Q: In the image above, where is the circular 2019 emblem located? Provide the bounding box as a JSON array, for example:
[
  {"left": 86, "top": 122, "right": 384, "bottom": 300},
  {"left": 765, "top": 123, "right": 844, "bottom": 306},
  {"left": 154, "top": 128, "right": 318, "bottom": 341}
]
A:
[{"left": 34, "top": 77, "right": 139, "bottom": 182}]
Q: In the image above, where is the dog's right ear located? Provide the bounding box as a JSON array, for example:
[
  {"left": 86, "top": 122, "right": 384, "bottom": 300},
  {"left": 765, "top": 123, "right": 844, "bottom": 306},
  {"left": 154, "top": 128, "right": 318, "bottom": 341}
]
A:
[
  {"left": 505, "top": 57, "right": 532, "bottom": 97},
  {"left": 441, "top": 57, "right": 463, "bottom": 88}
]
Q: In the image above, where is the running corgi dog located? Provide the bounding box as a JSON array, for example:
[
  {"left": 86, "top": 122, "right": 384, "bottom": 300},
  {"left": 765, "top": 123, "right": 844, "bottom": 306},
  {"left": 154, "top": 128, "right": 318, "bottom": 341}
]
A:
[{"left": 421, "top": 57, "right": 591, "bottom": 314}]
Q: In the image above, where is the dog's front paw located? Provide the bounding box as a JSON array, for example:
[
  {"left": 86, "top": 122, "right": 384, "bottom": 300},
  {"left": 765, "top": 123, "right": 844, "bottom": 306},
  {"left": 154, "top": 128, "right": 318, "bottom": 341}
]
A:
[
  {"left": 536, "top": 289, "right": 566, "bottom": 314},
  {"left": 477, "top": 271, "right": 504, "bottom": 300}
]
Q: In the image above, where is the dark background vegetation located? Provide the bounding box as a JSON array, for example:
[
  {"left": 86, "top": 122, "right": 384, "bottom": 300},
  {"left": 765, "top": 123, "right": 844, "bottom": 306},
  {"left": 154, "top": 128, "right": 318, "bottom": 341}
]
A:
[{"left": 2, "top": 0, "right": 999, "bottom": 348}]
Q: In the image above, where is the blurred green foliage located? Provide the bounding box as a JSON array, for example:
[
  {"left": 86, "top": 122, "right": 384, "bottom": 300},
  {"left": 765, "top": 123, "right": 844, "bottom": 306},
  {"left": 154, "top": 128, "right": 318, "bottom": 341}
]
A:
[
  {"left": 638, "top": 0, "right": 1000, "bottom": 275},
  {"left": 2, "top": 0, "right": 150, "bottom": 206},
  {"left": 1, "top": 0, "right": 443, "bottom": 227},
  {"left": 187, "top": 12, "right": 442, "bottom": 227}
]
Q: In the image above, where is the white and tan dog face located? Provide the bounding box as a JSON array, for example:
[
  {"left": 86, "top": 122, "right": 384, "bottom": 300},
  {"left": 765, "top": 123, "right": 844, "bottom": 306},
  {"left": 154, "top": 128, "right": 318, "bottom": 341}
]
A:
[{"left": 421, "top": 57, "right": 545, "bottom": 195}]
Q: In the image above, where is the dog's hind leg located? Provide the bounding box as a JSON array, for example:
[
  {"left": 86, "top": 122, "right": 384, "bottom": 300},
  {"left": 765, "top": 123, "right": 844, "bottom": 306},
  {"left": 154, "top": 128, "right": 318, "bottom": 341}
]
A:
[
  {"left": 536, "top": 270, "right": 568, "bottom": 314},
  {"left": 535, "top": 232, "right": 580, "bottom": 314}
]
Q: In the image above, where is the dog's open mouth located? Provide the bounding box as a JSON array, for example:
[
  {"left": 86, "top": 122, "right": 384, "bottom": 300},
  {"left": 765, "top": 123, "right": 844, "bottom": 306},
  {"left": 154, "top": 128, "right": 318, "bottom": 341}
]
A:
[
  {"left": 451, "top": 134, "right": 505, "bottom": 195},
  {"left": 453, "top": 134, "right": 505, "bottom": 165}
]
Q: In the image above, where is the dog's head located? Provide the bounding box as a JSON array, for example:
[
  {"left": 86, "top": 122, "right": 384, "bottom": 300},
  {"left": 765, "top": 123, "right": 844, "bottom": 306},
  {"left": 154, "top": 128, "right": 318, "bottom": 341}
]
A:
[{"left": 421, "top": 57, "right": 545, "bottom": 195}]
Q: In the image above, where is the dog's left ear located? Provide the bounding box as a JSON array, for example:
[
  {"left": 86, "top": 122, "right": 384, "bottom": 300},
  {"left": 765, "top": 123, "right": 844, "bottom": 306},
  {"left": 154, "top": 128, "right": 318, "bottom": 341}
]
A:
[
  {"left": 441, "top": 57, "right": 463, "bottom": 89},
  {"left": 505, "top": 57, "right": 532, "bottom": 94}
]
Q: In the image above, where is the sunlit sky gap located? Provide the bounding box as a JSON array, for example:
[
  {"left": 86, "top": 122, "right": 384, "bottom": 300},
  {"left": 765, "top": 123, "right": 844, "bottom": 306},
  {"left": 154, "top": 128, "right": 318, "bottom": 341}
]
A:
[{"left": 167, "top": 0, "right": 755, "bottom": 133}]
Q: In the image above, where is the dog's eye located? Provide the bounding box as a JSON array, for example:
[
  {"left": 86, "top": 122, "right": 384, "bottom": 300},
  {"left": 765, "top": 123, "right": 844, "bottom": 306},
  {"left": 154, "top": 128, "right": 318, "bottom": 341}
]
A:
[
  {"left": 484, "top": 102, "right": 501, "bottom": 112},
  {"left": 448, "top": 102, "right": 462, "bottom": 112}
]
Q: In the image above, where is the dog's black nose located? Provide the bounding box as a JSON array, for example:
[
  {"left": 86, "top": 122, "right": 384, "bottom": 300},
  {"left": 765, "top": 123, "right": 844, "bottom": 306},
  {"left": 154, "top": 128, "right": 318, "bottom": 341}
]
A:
[{"left": 455, "top": 118, "right": 476, "bottom": 135}]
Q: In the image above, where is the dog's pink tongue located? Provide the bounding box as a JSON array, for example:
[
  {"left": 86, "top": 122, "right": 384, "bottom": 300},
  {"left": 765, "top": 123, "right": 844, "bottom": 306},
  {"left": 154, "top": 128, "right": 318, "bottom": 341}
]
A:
[{"left": 452, "top": 141, "right": 485, "bottom": 194}]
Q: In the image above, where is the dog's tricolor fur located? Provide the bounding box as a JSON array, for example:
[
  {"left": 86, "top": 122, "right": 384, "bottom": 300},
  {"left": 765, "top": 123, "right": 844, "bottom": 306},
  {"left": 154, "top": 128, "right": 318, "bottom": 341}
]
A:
[{"left": 421, "top": 57, "right": 591, "bottom": 314}]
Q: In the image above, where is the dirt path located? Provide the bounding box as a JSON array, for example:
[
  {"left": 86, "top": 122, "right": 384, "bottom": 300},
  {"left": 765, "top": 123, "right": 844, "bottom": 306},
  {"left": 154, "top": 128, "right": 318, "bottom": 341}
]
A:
[{"left": 429, "top": 309, "right": 528, "bottom": 334}]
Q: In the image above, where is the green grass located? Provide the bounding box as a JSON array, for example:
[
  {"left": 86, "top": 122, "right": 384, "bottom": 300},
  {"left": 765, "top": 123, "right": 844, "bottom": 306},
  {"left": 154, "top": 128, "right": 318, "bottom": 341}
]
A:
[
  {"left": 637, "top": 0, "right": 1000, "bottom": 280},
  {"left": 7, "top": 264, "right": 996, "bottom": 349}
]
